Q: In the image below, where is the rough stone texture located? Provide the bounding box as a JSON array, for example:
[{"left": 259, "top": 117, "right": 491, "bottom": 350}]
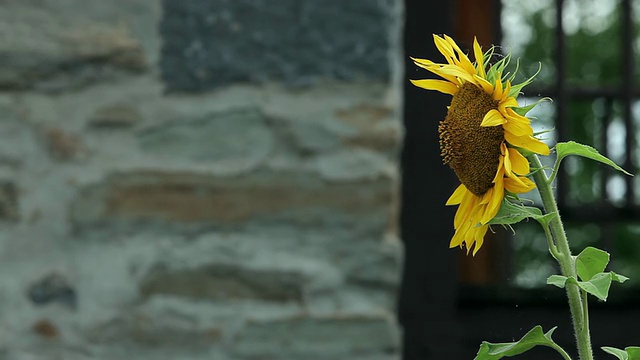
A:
[
  {"left": 0, "top": 180, "right": 19, "bottom": 221},
  {"left": 161, "top": 0, "right": 400, "bottom": 91},
  {"left": 137, "top": 108, "right": 275, "bottom": 170},
  {"left": 88, "top": 104, "right": 143, "bottom": 128},
  {"left": 69, "top": 170, "right": 393, "bottom": 233},
  {"left": 234, "top": 314, "right": 400, "bottom": 359},
  {"left": 139, "top": 263, "right": 305, "bottom": 302},
  {"left": 0, "top": 0, "right": 149, "bottom": 92},
  {"left": 0, "top": 0, "right": 403, "bottom": 359}
]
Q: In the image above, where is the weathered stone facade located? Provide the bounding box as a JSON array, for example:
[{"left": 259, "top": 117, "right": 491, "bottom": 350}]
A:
[{"left": 0, "top": 0, "right": 403, "bottom": 359}]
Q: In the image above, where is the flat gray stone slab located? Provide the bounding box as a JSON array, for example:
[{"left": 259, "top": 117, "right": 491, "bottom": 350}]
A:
[{"left": 160, "top": 0, "right": 396, "bottom": 91}]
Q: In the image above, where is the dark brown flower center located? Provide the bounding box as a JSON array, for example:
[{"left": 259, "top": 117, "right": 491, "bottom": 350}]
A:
[{"left": 439, "top": 82, "right": 504, "bottom": 196}]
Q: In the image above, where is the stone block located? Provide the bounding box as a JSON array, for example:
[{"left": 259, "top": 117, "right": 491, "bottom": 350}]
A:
[
  {"left": 27, "top": 273, "right": 77, "bottom": 309},
  {"left": 0, "top": 180, "right": 19, "bottom": 221},
  {"left": 335, "top": 103, "right": 401, "bottom": 152},
  {"left": 69, "top": 170, "right": 393, "bottom": 231},
  {"left": 233, "top": 314, "right": 400, "bottom": 359},
  {"left": 88, "top": 104, "right": 143, "bottom": 129},
  {"left": 0, "top": 1, "right": 147, "bottom": 91},
  {"left": 87, "top": 313, "right": 222, "bottom": 349},
  {"left": 137, "top": 108, "right": 273, "bottom": 172},
  {"left": 44, "top": 128, "right": 87, "bottom": 161},
  {"left": 160, "top": 0, "right": 399, "bottom": 91},
  {"left": 139, "top": 263, "right": 304, "bottom": 302}
]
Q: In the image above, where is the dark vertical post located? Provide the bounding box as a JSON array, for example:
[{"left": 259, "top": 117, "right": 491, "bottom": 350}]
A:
[
  {"left": 454, "top": 0, "right": 507, "bottom": 286},
  {"left": 399, "top": 1, "right": 458, "bottom": 359}
]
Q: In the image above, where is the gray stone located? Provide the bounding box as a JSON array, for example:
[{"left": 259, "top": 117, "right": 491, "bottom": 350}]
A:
[
  {"left": 341, "top": 241, "right": 402, "bottom": 289},
  {"left": 88, "top": 104, "right": 143, "bottom": 128},
  {"left": 44, "top": 127, "right": 87, "bottom": 161},
  {"left": 27, "top": 273, "right": 77, "bottom": 309},
  {"left": 285, "top": 121, "right": 343, "bottom": 154},
  {"left": 139, "top": 263, "right": 304, "bottom": 302},
  {"left": 160, "top": 0, "right": 399, "bottom": 91},
  {"left": 69, "top": 170, "right": 393, "bottom": 233},
  {"left": 87, "top": 313, "right": 222, "bottom": 349},
  {"left": 0, "top": 99, "right": 40, "bottom": 168},
  {"left": 0, "top": 1, "right": 146, "bottom": 91},
  {"left": 0, "top": 180, "right": 19, "bottom": 221},
  {"left": 0, "top": 346, "right": 96, "bottom": 360},
  {"left": 334, "top": 103, "right": 401, "bottom": 153},
  {"left": 137, "top": 108, "right": 273, "bottom": 172},
  {"left": 233, "top": 314, "right": 400, "bottom": 359},
  {"left": 317, "top": 149, "right": 394, "bottom": 182}
]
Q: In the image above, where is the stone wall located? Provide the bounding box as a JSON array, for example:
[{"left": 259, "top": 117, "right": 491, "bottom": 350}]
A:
[{"left": 0, "top": 0, "right": 404, "bottom": 359}]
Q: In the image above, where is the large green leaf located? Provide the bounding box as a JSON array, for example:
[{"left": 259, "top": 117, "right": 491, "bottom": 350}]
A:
[
  {"left": 475, "top": 326, "right": 565, "bottom": 360},
  {"left": 488, "top": 200, "right": 556, "bottom": 227},
  {"left": 611, "top": 272, "right": 630, "bottom": 284},
  {"left": 576, "top": 272, "right": 612, "bottom": 301},
  {"left": 547, "top": 271, "right": 630, "bottom": 301},
  {"left": 555, "top": 141, "right": 633, "bottom": 176},
  {"left": 547, "top": 275, "right": 569, "bottom": 288},
  {"left": 576, "top": 247, "right": 610, "bottom": 281},
  {"left": 627, "top": 347, "right": 640, "bottom": 360},
  {"left": 603, "top": 346, "right": 640, "bottom": 360},
  {"left": 603, "top": 346, "right": 630, "bottom": 360}
]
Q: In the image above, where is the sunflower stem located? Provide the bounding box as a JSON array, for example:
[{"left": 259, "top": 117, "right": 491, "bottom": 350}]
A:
[
  {"left": 541, "top": 219, "right": 561, "bottom": 261},
  {"left": 527, "top": 154, "right": 593, "bottom": 360}
]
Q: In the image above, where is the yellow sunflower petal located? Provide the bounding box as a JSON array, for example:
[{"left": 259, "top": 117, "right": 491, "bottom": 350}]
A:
[
  {"left": 410, "top": 79, "right": 459, "bottom": 95},
  {"left": 471, "top": 225, "right": 489, "bottom": 256},
  {"left": 473, "top": 37, "right": 486, "bottom": 78},
  {"left": 505, "top": 132, "right": 551, "bottom": 155},
  {"left": 504, "top": 176, "right": 536, "bottom": 193},
  {"left": 411, "top": 57, "right": 437, "bottom": 69},
  {"left": 474, "top": 75, "right": 494, "bottom": 94},
  {"left": 492, "top": 153, "right": 505, "bottom": 182},
  {"left": 451, "top": 212, "right": 475, "bottom": 247},
  {"left": 493, "top": 77, "right": 504, "bottom": 100},
  {"left": 507, "top": 147, "right": 530, "bottom": 175},
  {"left": 502, "top": 146, "right": 529, "bottom": 187},
  {"left": 446, "top": 183, "right": 468, "bottom": 205},
  {"left": 443, "top": 34, "right": 477, "bottom": 76},
  {"left": 481, "top": 176, "right": 504, "bottom": 224},
  {"left": 503, "top": 108, "right": 534, "bottom": 137},
  {"left": 481, "top": 109, "right": 507, "bottom": 127},
  {"left": 437, "top": 65, "right": 477, "bottom": 84},
  {"left": 423, "top": 65, "right": 460, "bottom": 85},
  {"left": 503, "top": 81, "right": 512, "bottom": 98},
  {"left": 449, "top": 228, "right": 465, "bottom": 248},
  {"left": 433, "top": 34, "right": 456, "bottom": 64},
  {"left": 453, "top": 191, "right": 477, "bottom": 228},
  {"left": 498, "top": 97, "right": 519, "bottom": 110}
]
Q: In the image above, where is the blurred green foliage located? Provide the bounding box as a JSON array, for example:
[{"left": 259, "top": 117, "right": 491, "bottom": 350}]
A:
[{"left": 503, "top": 0, "right": 640, "bottom": 288}]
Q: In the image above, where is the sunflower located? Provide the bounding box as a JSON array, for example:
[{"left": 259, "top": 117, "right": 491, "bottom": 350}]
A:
[{"left": 411, "top": 34, "right": 550, "bottom": 255}]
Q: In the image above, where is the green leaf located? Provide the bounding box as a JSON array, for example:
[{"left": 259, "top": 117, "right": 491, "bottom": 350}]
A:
[
  {"left": 602, "top": 347, "right": 640, "bottom": 360},
  {"left": 626, "top": 347, "right": 640, "bottom": 360},
  {"left": 554, "top": 271, "right": 631, "bottom": 301},
  {"left": 576, "top": 272, "right": 612, "bottom": 301},
  {"left": 556, "top": 141, "right": 633, "bottom": 176},
  {"left": 488, "top": 200, "right": 540, "bottom": 225},
  {"left": 612, "top": 272, "right": 630, "bottom": 283},
  {"left": 488, "top": 200, "right": 556, "bottom": 227},
  {"left": 603, "top": 346, "right": 629, "bottom": 360},
  {"left": 474, "top": 326, "right": 563, "bottom": 360},
  {"left": 513, "top": 97, "right": 551, "bottom": 116},
  {"left": 547, "top": 275, "right": 569, "bottom": 288},
  {"left": 576, "top": 247, "right": 610, "bottom": 281}
]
